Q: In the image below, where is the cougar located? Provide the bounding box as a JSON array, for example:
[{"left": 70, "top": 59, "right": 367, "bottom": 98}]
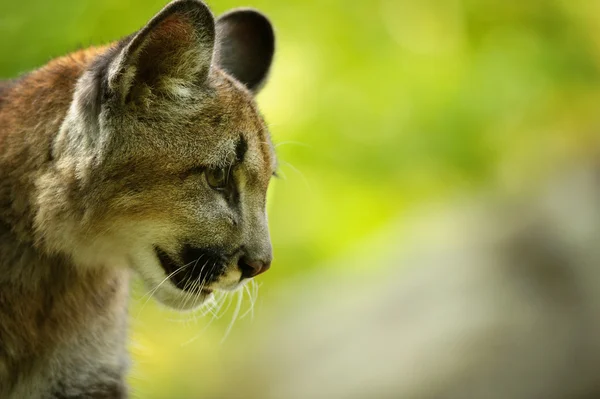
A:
[{"left": 0, "top": 0, "right": 276, "bottom": 397}]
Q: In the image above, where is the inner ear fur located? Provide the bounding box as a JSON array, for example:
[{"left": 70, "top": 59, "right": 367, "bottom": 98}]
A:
[
  {"left": 107, "top": 0, "right": 216, "bottom": 103},
  {"left": 215, "top": 9, "right": 275, "bottom": 94}
]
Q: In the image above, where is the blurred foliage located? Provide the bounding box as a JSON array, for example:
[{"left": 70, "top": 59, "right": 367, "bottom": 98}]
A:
[{"left": 2, "top": 0, "right": 600, "bottom": 397}]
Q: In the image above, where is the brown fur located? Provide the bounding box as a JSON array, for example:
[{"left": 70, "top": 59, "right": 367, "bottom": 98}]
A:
[{"left": 0, "top": 1, "right": 276, "bottom": 397}]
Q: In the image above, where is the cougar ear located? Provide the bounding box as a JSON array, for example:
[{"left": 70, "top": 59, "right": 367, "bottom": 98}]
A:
[
  {"left": 215, "top": 9, "right": 275, "bottom": 94},
  {"left": 107, "top": 0, "right": 215, "bottom": 103}
]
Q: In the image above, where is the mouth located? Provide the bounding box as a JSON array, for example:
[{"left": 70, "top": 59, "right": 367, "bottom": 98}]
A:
[{"left": 154, "top": 245, "right": 227, "bottom": 293}]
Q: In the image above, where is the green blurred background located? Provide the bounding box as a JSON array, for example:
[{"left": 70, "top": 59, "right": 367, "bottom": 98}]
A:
[{"left": 2, "top": 0, "right": 600, "bottom": 397}]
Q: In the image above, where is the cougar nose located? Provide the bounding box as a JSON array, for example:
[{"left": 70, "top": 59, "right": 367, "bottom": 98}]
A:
[{"left": 238, "top": 257, "right": 271, "bottom": 278}]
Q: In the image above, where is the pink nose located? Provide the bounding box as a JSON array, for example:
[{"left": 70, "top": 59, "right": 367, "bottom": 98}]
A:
[{"left": 239, "top": 257, "right": 271, "bottom": 278}]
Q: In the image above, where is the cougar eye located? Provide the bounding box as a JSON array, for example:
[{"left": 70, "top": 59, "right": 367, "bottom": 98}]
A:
[{"left": 205, "top": 167, "right": 228, "bottom": 191}]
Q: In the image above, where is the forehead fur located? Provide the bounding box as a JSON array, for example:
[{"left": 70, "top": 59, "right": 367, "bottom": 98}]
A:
[{"left": 99, "top": 67, "right": 275, "bottom": 178}]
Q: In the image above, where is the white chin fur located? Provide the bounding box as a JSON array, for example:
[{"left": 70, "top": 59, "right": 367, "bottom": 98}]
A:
[
  {"left": 153, "top": 281, "right": 212, "bottom": 310},
  {"left": 131, "top": 248, "right": 212, "bottom": 311}
]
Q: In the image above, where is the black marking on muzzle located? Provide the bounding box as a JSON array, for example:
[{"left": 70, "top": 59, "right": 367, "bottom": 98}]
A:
[{"left": 154, "top": 245, "right": 228, "bottom": 291}]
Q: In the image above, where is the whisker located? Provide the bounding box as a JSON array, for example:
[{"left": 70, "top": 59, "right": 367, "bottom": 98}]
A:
[
  {"left": 178, "top": 278, "right": 197, "bottom": 319},
  {"left": 274, "top": 166, "right": 288, "bottom": 181},
  {"left": 215, "top": 291, "right": 234, "bottom": 321},
  {"left": 134, "top": 258, "right": 197, "bottom": 320},
  {"left": 180, "top": 291, "right": 222, "bottom": 347},
  {"left": 250, "top": 280, "right": 260, "bottom": 321},
  {"left": 221, "top": 289, "right": 244, "bottom": 344},
  {"left": 239, "top": 284, "right": 255, "bottom": 320},
  {"left": 140, "top": 255, "right": 201, "bottom": 301},
  {"left": 279, "top": 159, "right": 312, "bottom": 193}
]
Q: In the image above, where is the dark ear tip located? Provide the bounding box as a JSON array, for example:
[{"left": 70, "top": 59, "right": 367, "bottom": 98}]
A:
[
  {"left": 218, "top": 8, "right": 275, "bottom": 47},
  {"left": 130, "top": 0, "right": 216, "bottom": 52},
  {"left": 219, "top": 8, "right": 273, "bottom": 25},
  {"left": 216, "top": 8, "right": 276, "bottom": 93}
]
